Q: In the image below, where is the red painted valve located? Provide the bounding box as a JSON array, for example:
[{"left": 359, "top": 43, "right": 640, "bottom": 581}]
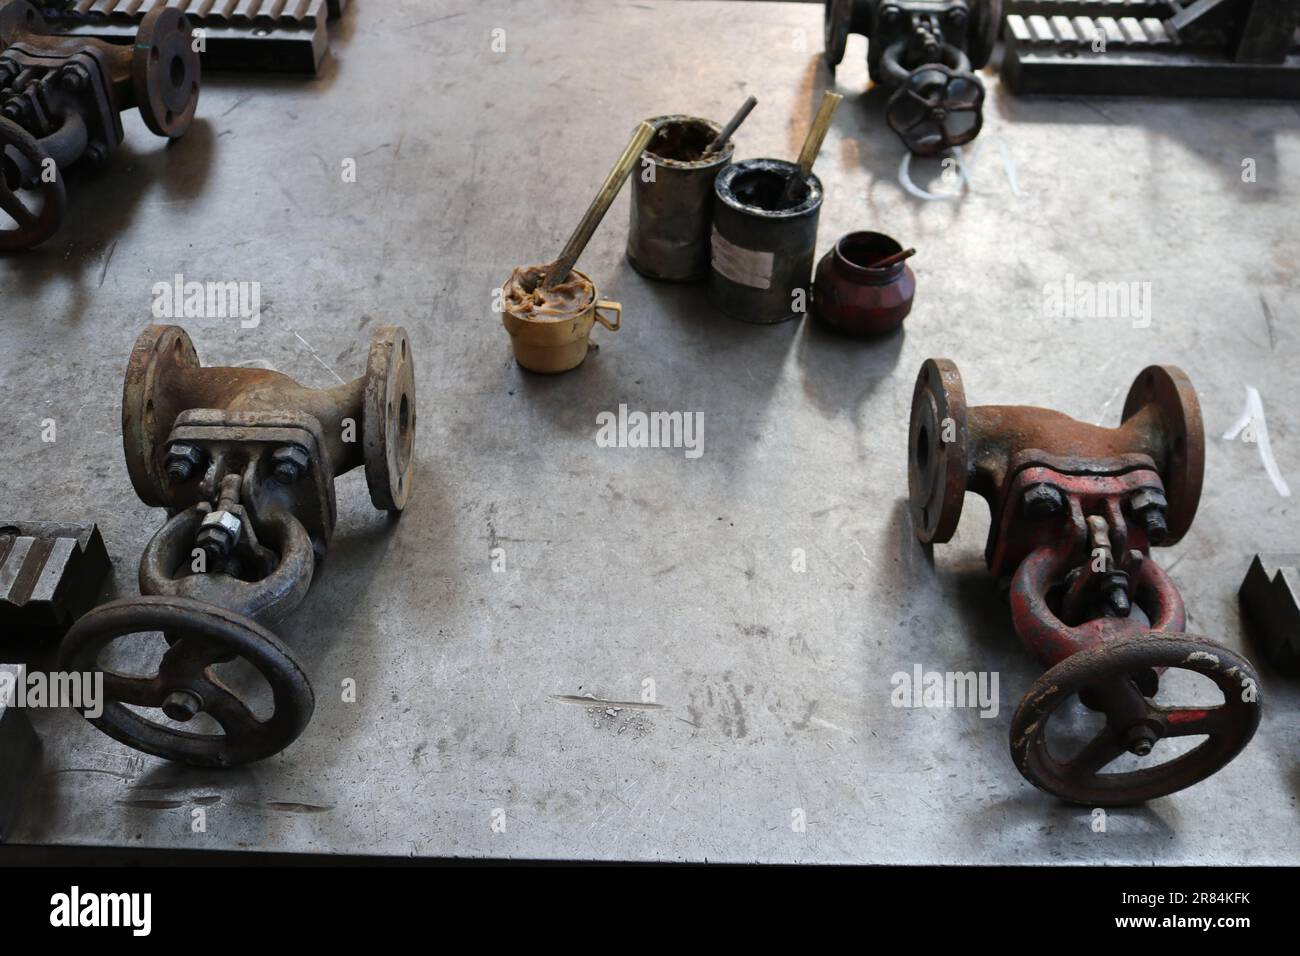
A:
[{"left": 908, "top": 359, "right": 1261, "bottom": 805}]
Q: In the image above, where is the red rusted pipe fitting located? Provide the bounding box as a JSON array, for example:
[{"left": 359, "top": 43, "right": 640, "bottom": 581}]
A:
[{"left": 907, "top": 359, "right": 1261, "bottom": 806}]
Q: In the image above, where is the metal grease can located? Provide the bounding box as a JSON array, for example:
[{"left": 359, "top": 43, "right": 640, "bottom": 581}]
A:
[
  {"left": 708, "top": 158, "right": 823, "bottom": 324},
  {"left": 627, "top": 115, "right": 734, "bottom": 282}
]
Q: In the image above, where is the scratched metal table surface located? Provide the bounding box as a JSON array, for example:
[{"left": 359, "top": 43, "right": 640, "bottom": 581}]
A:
[{"left": 1, "top": 0, "right": 1297, "bottom": 864}]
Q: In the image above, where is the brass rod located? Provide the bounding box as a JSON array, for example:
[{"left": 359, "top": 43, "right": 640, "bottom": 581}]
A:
[{"left": 542, "top": 121, "right": 657, "bottom": 289}]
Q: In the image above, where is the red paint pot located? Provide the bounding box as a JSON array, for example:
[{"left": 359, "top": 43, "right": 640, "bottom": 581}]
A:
[{"left": 813, "top": 231, "right": 915, "bottom": 336}]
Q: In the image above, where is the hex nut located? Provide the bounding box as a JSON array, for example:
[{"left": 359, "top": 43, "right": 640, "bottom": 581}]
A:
[
  {"left": 271, "top": 445, "right": 310, "bottom": 485},
  {"left": 165, "top": 443, "right": 204, "bottom": 482},
  {"left": 1022, "top": 483, "right": 1065, "bottom": 519}
]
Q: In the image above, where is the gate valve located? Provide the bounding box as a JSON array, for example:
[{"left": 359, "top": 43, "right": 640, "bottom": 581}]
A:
[
  {"left": 907, "top": 358, "right": 1262, "bottom": 805},
  {"left": 0, "top": 0, "right": 200, "bottom": 250},
  {"left": 823, "top": 0, "right": 999, "bottom": 156},
  {"left": 58, "top": 324, "right": 417, "bottom": 768}
]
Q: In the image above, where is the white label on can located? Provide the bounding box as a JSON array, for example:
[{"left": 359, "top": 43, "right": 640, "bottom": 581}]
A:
[{"left": 710, "top": 227, "right": 774, "bottom": 290}]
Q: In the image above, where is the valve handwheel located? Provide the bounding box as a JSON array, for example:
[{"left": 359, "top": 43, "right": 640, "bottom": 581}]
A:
[
  {"left": 886, "top": 64, "right": 985, "bottom": 156},
  {"left": 58, "top": 596, "right": 314, "bottom": 768},
  {"left": 1010, "top": 632, "right": 1262, "bottom": 806},
  {"left": 0, "top": 117, "right": 66, "bottom": 251}
]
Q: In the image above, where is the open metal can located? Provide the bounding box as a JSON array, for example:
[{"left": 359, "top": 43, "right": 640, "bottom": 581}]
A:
[
  {"left": 499, "top": 267, "right": 622, "bottom": 374},
  {"left": 708, "top": 158, "right": 823, "bottom": 324},
  {"left": 626, "top": 115, "right": 734, "bottom": 282}
]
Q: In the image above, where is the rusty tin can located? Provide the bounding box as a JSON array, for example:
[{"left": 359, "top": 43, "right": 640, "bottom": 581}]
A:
[
  {"left": 500, "top": 268, "right": 622, "bottom": 374},
  {"left": 627, "top": 115, "right": 734, "bottom": 282},
  {"left": 708, "top": 158, "right": 823, "bottom": 324}
]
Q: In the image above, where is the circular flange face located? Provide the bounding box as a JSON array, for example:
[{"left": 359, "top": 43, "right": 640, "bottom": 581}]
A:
[
  {"left": 122, "top": 325, "right": 201, "bottom": 507},
  {"left": 57, "top": 596, "right": 315, "bottom": 768},
  {"left": 908, "top": 358, "right": 969, "bottom": 544},
  {"left": 1009, "top": 632, "right": 1261, "bottom": 806},
  {"left": 823, "top": 0, "right": 852, "bottom": 69},
  {"left": 363, "top": 325, "right": 417, "bottom": 513},
  {"left": 0, "top": 2, "right": 45, "bottom": 47},
  {"left": 0, "top": 117, "right": 66, "bottom": 251},
  {"left": 133, "top": 7, "right": 201, "bottom": 138},
  {"left": 1121, "top": 364, "right": 1203, "bottom": 545},
  {"left": 968, "top": 0, "right": 1002, "bottom": 71}
]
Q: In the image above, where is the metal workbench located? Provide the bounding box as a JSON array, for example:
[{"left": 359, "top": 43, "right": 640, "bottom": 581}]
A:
[{"left": 1, "top": 0, "right": 1297, "bottom": 864}]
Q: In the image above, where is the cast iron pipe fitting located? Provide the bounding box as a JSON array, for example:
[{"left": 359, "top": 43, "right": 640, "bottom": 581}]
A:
[
  {"left": 0, "top": 0, "right": 199, "bottom": 250},
  {"left": 57, "top": 324, "right": 417, "bottom": 767},
  {"left": 908, "top": 358, "right": 1261, "bottom": 805}
]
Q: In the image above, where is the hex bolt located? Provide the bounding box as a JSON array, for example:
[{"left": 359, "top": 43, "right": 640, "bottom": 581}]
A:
[
  {"left": 60, "top": 65, "right": 87, "bottom": 93},
  {"left": 164, "top": 442, "right": 204, "bottom": 482},
  {"left": 196, "top": 509, "right": 241, "bottom": 564},
  {"left": 83, "top": 142, "right": 107, "bottom": 166},
  {"left": 161, "top": 689, "right": 203, "bottom": 723},
  {"left": 1021, "top": 483, "right": 1065, "bottom": 519},
  {"left": 1103, "top": 585, "right": 1131, "bottom": 618},
  {"left": 271, "top": 445, "right": 310, "bottom": 485},
  {"left": 1129, "top": 488, "right": 1169, "bottom": 545}
]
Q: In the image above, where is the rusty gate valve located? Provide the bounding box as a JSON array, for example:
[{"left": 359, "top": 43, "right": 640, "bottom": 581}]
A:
[
  {"left": 58, "top": 324, "right": 417, "bottom": 768},
  {"left": 823, "top": 0, "right": 997, "bottom": 156},
  {"left": 907, "top": 358, "right": 1261, "bottom": 806},
  {"left": 0, "top": 0, "right": 200, "bottom": 250}
]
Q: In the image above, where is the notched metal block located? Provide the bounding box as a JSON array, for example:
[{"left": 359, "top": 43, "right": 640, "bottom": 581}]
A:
[
  {"left": 1240, "top": 554, "right": 1300, "bottom": 674},
  {"left": 0, "top": 663, "right": 40, "bottom": 842},
  {"left": 0, "top": 522, "right": 111, "bottom": 638}
]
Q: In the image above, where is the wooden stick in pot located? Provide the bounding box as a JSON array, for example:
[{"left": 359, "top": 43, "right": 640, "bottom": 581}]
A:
[
  {"left": 778, "top": 90, "right": 842, "bottom": 206},
  {"left": 542, "top": 121, "right": 657, "bottom": 289}
]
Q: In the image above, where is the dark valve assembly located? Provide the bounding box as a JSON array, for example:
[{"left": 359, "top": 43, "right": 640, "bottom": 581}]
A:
[
  {"left": 58, "top": 324, "right": 417, "bottom": 767},
  {"left": 823, "top": 0, "right": 998, "bottom": 156},
  {"left": 909, "top": 359, "right": 1262, "bottom": 805},
  {"left": 0, "top": 0, "right": 199, "bottom": 250}
]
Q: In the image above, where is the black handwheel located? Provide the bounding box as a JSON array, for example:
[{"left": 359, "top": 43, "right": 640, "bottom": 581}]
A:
[
  {"left": 57, "top": 596, "right": 314, "bottom": 768},
  {"left": 1010, "top": 633, "right": 1261, "bottom": 806},
  {"left": 886, "top": 64, "right": 985, "bottom": 157},
  {"left": 133, "top": 7, "right": 201, "bottom": 138},
  {"left": 0, "top": 117, "right": 65, "bottom": 251}
]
